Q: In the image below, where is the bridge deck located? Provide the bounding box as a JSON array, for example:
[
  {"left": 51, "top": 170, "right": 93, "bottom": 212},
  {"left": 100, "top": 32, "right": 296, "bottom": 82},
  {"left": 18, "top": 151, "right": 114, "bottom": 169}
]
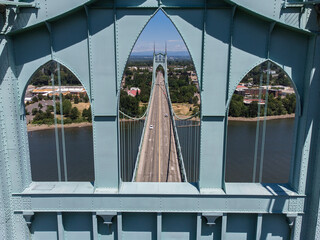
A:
[{"left": 135, "top": 72, "right": 181, "bottom": 182}]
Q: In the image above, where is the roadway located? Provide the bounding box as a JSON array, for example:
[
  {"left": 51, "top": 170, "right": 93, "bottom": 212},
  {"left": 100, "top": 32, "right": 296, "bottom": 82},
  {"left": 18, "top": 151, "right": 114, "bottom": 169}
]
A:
[{"left": 135, "top": 72, "right": 181, "bottom": 182}]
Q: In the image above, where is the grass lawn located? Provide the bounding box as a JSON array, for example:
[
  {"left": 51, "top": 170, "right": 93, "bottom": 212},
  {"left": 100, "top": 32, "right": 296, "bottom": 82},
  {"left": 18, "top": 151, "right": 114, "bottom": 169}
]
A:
[
  {"left": 172, "top": 103, "right": 195, "bottom": 117},
  {"left": 72, "top": 102, "right": 90, "bottom": 113}
]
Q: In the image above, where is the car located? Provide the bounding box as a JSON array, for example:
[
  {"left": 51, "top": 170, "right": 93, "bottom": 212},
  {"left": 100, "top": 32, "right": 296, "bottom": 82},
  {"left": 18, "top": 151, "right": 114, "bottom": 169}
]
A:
[
  {"left": 149, "top": 125, "right": 153, "bottom": 129},
  {"left": 165, "top": 114, "right": 168, "bottom": 117}
]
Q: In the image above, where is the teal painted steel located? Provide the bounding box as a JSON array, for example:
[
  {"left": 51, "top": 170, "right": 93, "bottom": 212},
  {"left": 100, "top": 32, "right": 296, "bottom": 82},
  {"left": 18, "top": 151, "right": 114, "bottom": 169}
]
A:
[{"left": 0, "top": 0, "right": 320, "bottom": 239}]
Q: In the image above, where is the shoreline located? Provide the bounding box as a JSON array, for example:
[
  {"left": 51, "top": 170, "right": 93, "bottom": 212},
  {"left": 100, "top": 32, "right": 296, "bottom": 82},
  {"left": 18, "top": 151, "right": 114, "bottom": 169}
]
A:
[
  {"left": 27, "top": 114, "right": 295, "bottom": 131},
  {"left": 27, "top": 122, "right": 92, "bottom": 132},
  {"left": 228, "top": 113, "right": 295, "bottom": 122}
]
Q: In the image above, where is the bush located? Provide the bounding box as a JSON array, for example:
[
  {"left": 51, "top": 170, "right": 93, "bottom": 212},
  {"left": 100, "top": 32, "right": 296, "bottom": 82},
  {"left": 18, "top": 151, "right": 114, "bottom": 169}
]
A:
[
  {"left": 47, "top": 105, "right": 54, "bottom": 112},
  {"left": 63, "top": 118, "right": 72, "bottom": 124},
  {"left": 32, "top": 108, "right": 38, "bottom": 115}
]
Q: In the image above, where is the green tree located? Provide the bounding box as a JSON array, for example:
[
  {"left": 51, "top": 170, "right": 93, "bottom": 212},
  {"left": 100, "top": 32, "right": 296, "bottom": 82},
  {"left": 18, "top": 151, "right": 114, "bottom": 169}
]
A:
[
  {"left": 70, "top": 107, "right": 79, "bottom": 120},
  {"left": 47, "top": 105, "right": 54, "bottom": 112},
  {"left": 32, "top": 108, "right": 38, "bottom": 115},
  {"left": 82, "top": 107, "right": 92, "bottom": 122},
  {"left": 119, "top": 90, "right": 139, "bottom": 116},
  {"left": 65, "top": 94, "right": 73, "bottom": 100},
  {"left": 248, "top": 102, "right": 258, "bottom": 118},
  {"left": 32, "top": 96, "right": 38, "bottom": 103},
  {"left": 74, "top": 96, "right": 79, "bottom": 104},
  {"left": 56, "top": 99, "right": 72, "bottom": 116},
  {"left": 282, "top": 94, "right": 296, "bottom": 114},
  {"left": 87, "top": 106, "right": 92, "bottom": 122},
  {"left": 83, "top": 94, "right": 89, "bottom": 103},
  {"left": 38, "top": 94, "right": 43, "bottom": 100}
]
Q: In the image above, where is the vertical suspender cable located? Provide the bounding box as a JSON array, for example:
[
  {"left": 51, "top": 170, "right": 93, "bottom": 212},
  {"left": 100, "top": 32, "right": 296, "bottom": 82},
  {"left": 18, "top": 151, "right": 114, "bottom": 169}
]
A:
[
  {"left": 52, "top": 73, "right": 61, "bottom": 181},
  {"left": 252, "top": 66, "right": 264, "bottom": 182},
  {"left": 189, "top": 120, "right": 191, "bottom": 179},
  {"left": 129, "top": 120, "right": 131, "bottom": 181},
  {"left": 57, "top": 63, "right": 68, "bottom": 181},
  {"left": 259, "top": 61, "right": 271, "bottom": 183},
  {"left": 120, "top": 113, "right": 123, "bottom": 180}
]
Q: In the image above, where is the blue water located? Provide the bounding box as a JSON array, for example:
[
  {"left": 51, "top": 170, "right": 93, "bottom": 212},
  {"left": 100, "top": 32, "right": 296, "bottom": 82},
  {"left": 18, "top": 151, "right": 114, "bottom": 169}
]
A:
[{"left": 28, "top": 118, "right": 294, "bottom": 183}]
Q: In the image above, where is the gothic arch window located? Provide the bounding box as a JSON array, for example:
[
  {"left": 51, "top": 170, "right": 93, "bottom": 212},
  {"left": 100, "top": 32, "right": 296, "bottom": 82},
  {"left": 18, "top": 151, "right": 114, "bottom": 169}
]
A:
[
  {"left": 119, "top": 9, "right": 200, "bottom": 183},
  {"left": 225, "top": 60, "right": 297, "bottom": 183},
  {"left": 25, "top": 61, "right": 94, "bottom": 181}
]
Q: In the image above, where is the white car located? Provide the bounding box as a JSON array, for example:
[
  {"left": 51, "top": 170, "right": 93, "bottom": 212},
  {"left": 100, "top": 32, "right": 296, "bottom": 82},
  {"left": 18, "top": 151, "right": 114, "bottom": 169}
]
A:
[
  {"left": 149, "top": 125, "right": 153, "bottom": 129},
  {"left": 165, "top": 114, "right": 168, "bottom": 117}
]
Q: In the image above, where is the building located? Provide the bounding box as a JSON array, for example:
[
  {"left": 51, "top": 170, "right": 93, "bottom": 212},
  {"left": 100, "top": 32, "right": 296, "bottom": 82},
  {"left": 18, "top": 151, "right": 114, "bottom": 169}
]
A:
[
  {"left": 32, "top": 86, "right": 86, "bottom": 97},
  {"left": 127, "top": 87, "right": 141, "bottom": 97},
  {"left": 243, "top": 98, "right": 265, "bottom": 105},
  {"left": 235, "top": 85, "right": 249, "bottom": 96}
]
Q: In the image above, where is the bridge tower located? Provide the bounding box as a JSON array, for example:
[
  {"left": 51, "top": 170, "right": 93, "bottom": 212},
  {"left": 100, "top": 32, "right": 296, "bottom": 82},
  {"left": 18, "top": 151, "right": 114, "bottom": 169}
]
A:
[
  {"left": 134, "top": 44, "right": 187, "bottom": 182},
  {"left": 1, "top": 1, "right": 320, "bottom": 239}
]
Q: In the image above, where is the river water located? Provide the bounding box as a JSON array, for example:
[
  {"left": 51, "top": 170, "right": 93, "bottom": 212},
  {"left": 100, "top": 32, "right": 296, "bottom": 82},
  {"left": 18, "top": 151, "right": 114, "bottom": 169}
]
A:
[{"left": 28, "top": 118, "right": 294, "bottom": 183}]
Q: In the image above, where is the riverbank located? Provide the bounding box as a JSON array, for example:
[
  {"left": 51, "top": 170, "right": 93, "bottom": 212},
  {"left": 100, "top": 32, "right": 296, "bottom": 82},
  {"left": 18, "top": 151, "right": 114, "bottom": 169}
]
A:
[
  {"left": 27, "top": 113, "right": 295, "bottom": 131},
  {"left": 27, "top": 122, "right": 92, "bottom": 132},
  {"left": 228, "top": 113, "right": 295, "bottom": 122}
]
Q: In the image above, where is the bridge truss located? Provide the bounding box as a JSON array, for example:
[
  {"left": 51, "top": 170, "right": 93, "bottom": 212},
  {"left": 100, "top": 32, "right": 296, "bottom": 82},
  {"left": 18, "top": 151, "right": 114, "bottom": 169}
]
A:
[{"left": 1, "top": 0, "right": 320, "bottom": 239}]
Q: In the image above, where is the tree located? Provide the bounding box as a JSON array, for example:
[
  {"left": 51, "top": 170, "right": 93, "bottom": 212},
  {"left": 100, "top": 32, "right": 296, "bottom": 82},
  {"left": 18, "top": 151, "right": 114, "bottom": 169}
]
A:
[
  {"left": 65, "top": 94, "right": 73, "bottom": 100},
  {"left": 282, "top": 94, "right": 296, "bottom": 114},
  {"left": 32, "top": 108, "right": 38, "bottom": 115},
  {"left": 82, "top": 106, "right": 92, "bottom": 122},
  {"left": 87, "top": 106, "right": 92, "bottom": 122},
  {"left": 38, "top": 103, "right": 43, "bottom": 109},
  {"left": 74, "top": 96, "right": 79, "bottom": 104},
  {"left": 45, "top": 109, "right": 53, "bottom": 119},
  {"left": 248, "top": 102, "right": 258, "bottom": 118},
  {"left": 70, "top": 107, "right": 79, "bottom": 120},
  {"left": 83, "top": 94, "right": 89, "bottom": 103},
  {"left": 56, "top": 99, "right": 72, "bottom": 116},
  {"left": 32, "top": 96, "right": 38, "bottom": 103},
  {"left": 47, "top": 105, "right": 54, "bottom": 112},
  {"left": 33, "top": 112, "right": 43, "bottom": 122},
  {"left": 119, "top": 90, "right": 139, "bottom": 116},
  {"left": 62, "top": 99, "right": 72, "bottom": 116}
]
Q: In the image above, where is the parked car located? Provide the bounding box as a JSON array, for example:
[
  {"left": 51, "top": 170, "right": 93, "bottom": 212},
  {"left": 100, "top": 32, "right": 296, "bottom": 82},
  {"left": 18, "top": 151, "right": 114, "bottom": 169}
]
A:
[{"left": 149, "top": 125, "right": 153, "bottom": 129}]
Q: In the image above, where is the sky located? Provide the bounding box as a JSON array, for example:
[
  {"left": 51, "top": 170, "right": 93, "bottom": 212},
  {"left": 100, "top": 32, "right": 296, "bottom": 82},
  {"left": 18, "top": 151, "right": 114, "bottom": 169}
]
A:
[{"left": 131, "top": 10, "right": 188, "bottom": 54}]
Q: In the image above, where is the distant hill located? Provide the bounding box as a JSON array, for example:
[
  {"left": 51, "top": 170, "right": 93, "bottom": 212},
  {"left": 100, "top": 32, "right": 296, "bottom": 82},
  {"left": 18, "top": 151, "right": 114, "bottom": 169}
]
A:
[{"left": 131, "top": 51, "right": 190, "bottom": 57}]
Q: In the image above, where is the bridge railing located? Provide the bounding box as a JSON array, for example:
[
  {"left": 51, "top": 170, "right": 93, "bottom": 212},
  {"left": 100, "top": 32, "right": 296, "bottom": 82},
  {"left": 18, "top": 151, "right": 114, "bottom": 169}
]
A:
[
  {"left": 174, "top": 112, "right": 200, "bottom": 183},
  {"left": 163, "top": 73, "right": 188, "bottom": 182}
]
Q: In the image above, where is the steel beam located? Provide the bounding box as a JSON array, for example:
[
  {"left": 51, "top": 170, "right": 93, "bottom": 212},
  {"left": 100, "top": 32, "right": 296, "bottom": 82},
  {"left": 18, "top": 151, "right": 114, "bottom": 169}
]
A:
[{"left": 0, "top": 1, "right": 39, "bottom": 8}]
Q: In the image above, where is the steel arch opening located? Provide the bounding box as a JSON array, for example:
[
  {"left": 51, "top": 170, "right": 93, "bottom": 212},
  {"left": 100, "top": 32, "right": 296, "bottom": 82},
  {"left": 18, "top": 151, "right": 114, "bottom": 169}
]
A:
[
  {"left": 225, "top": 60, "right": 297, "bottom": 183},
  {"left": 25, "top": 60, "right": 94, "bottom": 182},
  {"left": 119, "top": 9, "right": 200, "bottom": 183}
]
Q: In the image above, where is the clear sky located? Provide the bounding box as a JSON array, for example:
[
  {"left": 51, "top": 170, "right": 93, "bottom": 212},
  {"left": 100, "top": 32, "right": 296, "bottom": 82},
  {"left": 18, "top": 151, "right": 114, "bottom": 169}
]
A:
[{"left": 132, "top": 10, "right": 188, "bottom": 53}]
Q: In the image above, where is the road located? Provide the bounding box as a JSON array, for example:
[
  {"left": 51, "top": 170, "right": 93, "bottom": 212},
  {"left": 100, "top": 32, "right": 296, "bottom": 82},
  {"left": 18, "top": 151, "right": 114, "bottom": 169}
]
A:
[{"left": 135, "top": 72, "right": 181, "bottom": 182}]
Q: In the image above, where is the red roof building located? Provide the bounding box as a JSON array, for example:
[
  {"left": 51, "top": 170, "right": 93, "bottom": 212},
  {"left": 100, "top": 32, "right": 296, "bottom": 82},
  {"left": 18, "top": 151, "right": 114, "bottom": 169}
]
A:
[{"left": 127, "top": 87, "right": 141, "bottom": 97}]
